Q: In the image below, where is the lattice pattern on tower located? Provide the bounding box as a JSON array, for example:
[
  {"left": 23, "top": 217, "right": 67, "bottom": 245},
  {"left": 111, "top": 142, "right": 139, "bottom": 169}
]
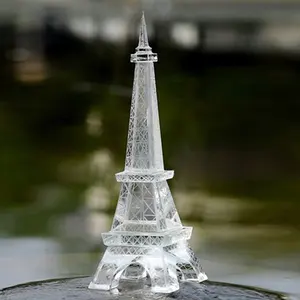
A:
[{"left": 89, "top": 13, "right": 207, "bottom": 294}]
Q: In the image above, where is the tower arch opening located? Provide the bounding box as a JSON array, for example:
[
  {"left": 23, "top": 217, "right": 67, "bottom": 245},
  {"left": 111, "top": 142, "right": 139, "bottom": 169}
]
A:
[{"left": 111, "top": 261, "right": 150, "bottom": 290}]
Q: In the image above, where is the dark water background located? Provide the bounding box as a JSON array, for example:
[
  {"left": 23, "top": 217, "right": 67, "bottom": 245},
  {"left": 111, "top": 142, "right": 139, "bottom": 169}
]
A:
[{"left": 0, "top": 1, "right": 299, "bottom": 299}]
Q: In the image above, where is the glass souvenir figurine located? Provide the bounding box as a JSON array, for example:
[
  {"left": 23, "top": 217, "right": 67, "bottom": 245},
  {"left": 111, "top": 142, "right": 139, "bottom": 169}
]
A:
[{"left": 89, "top": 13, "right": 207, "bottom": 293}]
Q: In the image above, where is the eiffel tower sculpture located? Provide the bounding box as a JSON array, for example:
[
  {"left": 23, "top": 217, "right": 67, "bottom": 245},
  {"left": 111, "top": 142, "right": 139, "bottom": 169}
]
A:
[{"left": 89, "top": 13, "right": 207, "bottom": 293}]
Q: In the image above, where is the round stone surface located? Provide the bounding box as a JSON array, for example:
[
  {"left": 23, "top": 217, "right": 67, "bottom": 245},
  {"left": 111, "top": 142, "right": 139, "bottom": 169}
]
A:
[{"left": 0, "top": 276, "right": 284, "bottom": 300}]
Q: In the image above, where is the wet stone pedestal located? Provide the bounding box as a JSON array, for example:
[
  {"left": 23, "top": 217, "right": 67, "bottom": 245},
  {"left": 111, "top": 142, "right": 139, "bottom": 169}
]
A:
[{"left": 0, "top": 276, "right": 284, "bottom": 300}]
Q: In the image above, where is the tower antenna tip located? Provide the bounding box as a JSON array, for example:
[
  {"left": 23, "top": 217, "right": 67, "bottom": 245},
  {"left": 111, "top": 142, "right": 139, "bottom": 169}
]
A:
[{"left": 138, "top": 11, "right": 149, "bottom": 48}]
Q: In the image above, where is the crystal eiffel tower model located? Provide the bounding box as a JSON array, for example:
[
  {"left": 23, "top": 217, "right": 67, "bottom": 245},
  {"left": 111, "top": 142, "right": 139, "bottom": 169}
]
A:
[{"left": 89, "top": 13, "right": 207, "bottom": 293}]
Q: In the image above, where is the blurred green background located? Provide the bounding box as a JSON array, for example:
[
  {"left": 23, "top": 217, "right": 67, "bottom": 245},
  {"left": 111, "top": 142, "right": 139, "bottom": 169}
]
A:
[{"left": 0, "top": 0, "right": 299, "bottom": 297}]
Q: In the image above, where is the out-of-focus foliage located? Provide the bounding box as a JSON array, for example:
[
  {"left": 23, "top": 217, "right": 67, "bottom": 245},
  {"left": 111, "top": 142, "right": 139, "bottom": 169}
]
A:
[{"left": 0, "top": 18, "right": 299, "bottom": 212}]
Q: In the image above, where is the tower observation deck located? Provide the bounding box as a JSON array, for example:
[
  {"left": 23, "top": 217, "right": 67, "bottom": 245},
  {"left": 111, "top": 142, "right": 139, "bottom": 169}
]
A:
[{"left": 89, "top": 13, "right": 207, "bottom": 294}]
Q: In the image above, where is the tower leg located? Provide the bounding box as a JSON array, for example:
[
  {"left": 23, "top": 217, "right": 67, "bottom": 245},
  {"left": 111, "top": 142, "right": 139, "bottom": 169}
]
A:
[
  {"left": 143, "top": 249, "right": 179, "bottom": 293},
  {"left": 89, "top": 247, "right": 137, "bottom": 290},
  {"left": 166, "top": 242, "right": 207, "bottom": 282},
  {"left": 88, "top": 250, "right": 119, "bottom": 290}
]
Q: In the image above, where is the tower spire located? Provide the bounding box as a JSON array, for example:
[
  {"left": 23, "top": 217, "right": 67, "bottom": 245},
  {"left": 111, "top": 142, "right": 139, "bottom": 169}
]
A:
[
  {"left": 89, "top": 13, "right": 207, "bottom": 294},
  {"left": 131, "top": 13, "right": 157, "bottom": 63},
  {"left": 137, "top": 12, "right": 150, "bottom": 49}
]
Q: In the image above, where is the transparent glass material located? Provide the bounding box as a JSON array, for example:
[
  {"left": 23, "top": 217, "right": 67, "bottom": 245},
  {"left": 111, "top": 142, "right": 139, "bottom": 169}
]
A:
[{"left": 89, "top": 13, "right": 207, "bottom": 294}]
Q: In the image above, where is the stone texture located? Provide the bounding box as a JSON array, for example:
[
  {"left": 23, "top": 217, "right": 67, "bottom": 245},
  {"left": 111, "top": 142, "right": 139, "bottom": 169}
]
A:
[{"left": 1, "top": 276, "right": 284, "bottom": 300}]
